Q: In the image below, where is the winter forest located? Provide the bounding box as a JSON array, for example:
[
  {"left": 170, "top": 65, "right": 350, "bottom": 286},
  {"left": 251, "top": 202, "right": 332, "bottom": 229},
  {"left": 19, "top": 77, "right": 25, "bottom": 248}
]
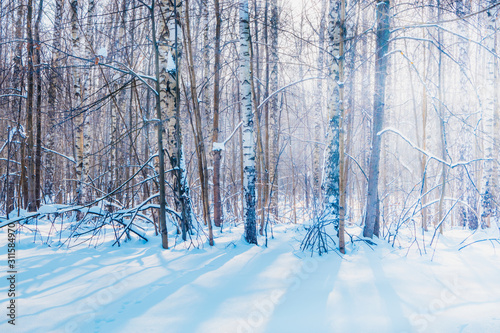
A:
[{"left": 1, "top": 0, "right": 500, "bottom": 332}]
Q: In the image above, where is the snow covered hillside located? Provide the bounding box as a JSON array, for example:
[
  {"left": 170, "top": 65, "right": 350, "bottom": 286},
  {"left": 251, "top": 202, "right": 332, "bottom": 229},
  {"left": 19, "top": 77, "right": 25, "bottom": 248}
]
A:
[{"left": 1, "top": 223, "right": 500, "bottom": 333}]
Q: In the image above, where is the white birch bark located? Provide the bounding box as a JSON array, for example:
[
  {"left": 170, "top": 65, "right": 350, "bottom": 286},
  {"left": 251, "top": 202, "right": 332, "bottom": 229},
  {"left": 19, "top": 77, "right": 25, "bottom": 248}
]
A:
[
  {"left": 437, "top": 0, "right": 447, "bottom": 234},
  {"left": 71, "top": 0, "right": 85, "bottom": 205},
  {"left": 323, "top": 0, "right": 342, "bottom": 220},
  {"left": 81, "top": 0, "right": 94, "bottom": 203},
  {"left": 159, "top": 0, "right": 181, "bottom": 157},
  {"left": 107, "top": 7, "right": 118, "bottom": 200},
  {"left": 158, "top": 0, "right": 193, "bottom": 236},
  {"left": 480, "top": 1, "right": 498, "bottom": 225},
  {"left": 202, "top": 0, "right": 212, "bottom": 148},
  {"left": 240, "top": 0, "right": 257, "bottom": 244},
  {"left": 455, "top": 0, "right": 474, "bottom": 226},
  {"left": 494, "top": 5, "right": 500, "bottom": 199},
  {"left": 313, "top": 0, "right": 327, "bottom": 211}
]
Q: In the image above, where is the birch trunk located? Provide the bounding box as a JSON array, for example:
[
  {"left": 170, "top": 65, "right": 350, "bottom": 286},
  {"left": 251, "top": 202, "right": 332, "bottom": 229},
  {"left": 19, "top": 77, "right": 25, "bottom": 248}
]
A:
[
  {"left": 437, "top": 0, "right": 448, "bottom": 234},
  {"left": 159, "top": 0, "right": 193, "bottom": 239},
  {"left": 107, "top": 6, "right": 119, "bottom": 203},
  {"left": 151, "top": 0, "right": 168, "bottom": 248},
  {"left": 323, "top": 0, "right": 344, "bottom": 252},
  {"left": 313, "top": 0, "right": 327, "bottom": 211},
  {"left": 491, "top": 1, "right": 499, "bottom": 227},
  {"left": 240, "top": 0, "right": 258, "bottom": 245},
  {"left": 455, "top": 0, "right": 474, "bottom": 226},
  {"left": 202, "top": 0, "right": 211, "bottom": 157},
  {"left": 338, "top": 0, "right": 346, "bottom": 253},
  {"left": 493, "top": 5, "right": 499, "bottom": 213},
  {"left": 71, "top": 0, "right": 86, "bottom": 205},
  {"left": 481, "top": 1, "right": 497, "bottom": 227},
  {"left": 420, "top": 16, "right": 428, "bottom": 231},
  {"left": 82, "top": 0, "right": 94, "bottom": 203}
]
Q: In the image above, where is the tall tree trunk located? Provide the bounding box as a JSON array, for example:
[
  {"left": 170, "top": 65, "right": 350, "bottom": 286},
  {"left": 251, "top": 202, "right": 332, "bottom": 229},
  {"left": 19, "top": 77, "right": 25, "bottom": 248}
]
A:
[
  {"left": 26, "top": 0, "right": 35, "bottom": 211},
  {"left": 480, "top": 0, "right": 498, "bottom": 227},
  {"left": 269, "top": 0, "right": 279, "bottom": 218},
  {"left": 202, "top": 0, "right": 212, "bottom": 163},
  {"left": 34, "top": 0, "right": 44, "bottom": 210},
  {"left": 252, "top": 0, "right": 264, "bottom": 233},
  {"left": 363, "top": 0, "right": 390, "bottom": 238},
  {"left": 71, "top": 0, "right": 86, "bottom": 206},
  {"left": 107, "top": 5, "right": 119, "bottom": 205},
  {"left": 240, "top": 0, "right": 257, "bottom": 245},
  {"left": 260, "top": 0, "right": 270, "bottom": 235},
  {"left": 151, "top": 0, "right": 168, "bottom": 249},
  {"left": 437, "top": 0, "right": 447, "bottom": 234},
  {"left": 420, "top": 16, "right": 428, "bottom": 231},
  {"left": 114, "top": 0, "right": 129, "bottom": 205},
  {"left": 159, "top": 0, "right": 193, "bottom": 240},
  {"left": 212, "top": 0, "right": 223, "bottom": 228},
  {"left": 323, "top": 0, "right": 345, "bottom": 253},
  {"left": 7, "top": 3, "right": 24, "bottom": 214},
  {"left": 127, "top": 4, "right": 137, "bottom": 207},
  {"left": 286, "top": 99, "right": 297, "bottom": 224},
  {"left": 184, "top": 0, "right": 213, "bottom": 244},
  {"left": 456, "top": 0, "right": 473, "bottom": 227},
  {"left": 493, "top": 2, "right": 499, "bottom": 217},
  {"left": 313, "top": 0, "right": 327, "bottom": 212},
  {"left": 337, "top": 0, "right": 346, "bottom": 254},
  {"left": 82, "top": 0, "right": 95, "bottom": 202}
]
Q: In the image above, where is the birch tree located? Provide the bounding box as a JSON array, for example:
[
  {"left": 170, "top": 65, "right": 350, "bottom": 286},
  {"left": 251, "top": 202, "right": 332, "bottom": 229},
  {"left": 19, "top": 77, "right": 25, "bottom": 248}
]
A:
[
  {"left": 151, "top": 0, "right": 169, "bottom": 248},
  {"left": 437, "top": 0, "right": 447, "bottom": 234},
  {"left": 455, "top": 0, "right": 475, "bottom": 227},
  {"left": 323, "top": 0, "right": 345, "bottom": 253},
  {"left": 70, "top": 0, "right": 86, "bottom": 205},
  {"left": 240, "top": 0, "right": 258, "bottom": 245},
  {"left": 158, "top": 0, "right": 193, "bottom": 241},
  {"left": 83, "top": 0, "right": 94, "bottom": 200},
  {"left": 481, "top": 0, "right": 498, "bottom": 227},
  {"left": 202, "top": 0, "right": 211, "bottom": 147},
  {"left": 313, "top": 0, "right": 327, "bottom": 211}
]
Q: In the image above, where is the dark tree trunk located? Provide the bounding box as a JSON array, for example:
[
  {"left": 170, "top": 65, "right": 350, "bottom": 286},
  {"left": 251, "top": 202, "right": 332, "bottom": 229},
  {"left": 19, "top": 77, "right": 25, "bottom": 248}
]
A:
[
  {"left": 34, "top": 0, "right": 44, "bottom": 209},
  {"left": 213, "top": 0, "right": 223, "bottom": 228},
  {"left": 363, "top": 0, "right": 390, "bottom": 238},
  {"left": 26, "top": 0, "right": 36, "bottom": 211}
]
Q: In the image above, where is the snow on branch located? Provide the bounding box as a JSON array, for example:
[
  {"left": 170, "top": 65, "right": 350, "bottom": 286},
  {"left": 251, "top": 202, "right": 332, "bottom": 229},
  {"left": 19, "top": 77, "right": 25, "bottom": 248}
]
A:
[
  {"left": 257, "top": 77, "right": 324, "bottom": 111},
  {"left": 378, "top": 128, "right": 495, "bottom": 169},
  {"left": 212, "top": 121, "right": 243, "bottom": 151},
  {"left": 42, "top": 147, "right": 76, "bottom": 164}
]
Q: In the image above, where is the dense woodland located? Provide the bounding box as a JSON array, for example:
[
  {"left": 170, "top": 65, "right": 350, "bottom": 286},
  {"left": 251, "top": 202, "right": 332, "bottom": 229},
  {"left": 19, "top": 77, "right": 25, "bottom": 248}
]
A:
[{"left": 0, "top": 0, "right": 499, "bottom": 250}]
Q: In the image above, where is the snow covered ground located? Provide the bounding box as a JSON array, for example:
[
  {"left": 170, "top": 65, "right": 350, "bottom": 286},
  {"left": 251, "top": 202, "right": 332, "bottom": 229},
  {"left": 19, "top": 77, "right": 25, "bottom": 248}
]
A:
[{"left": 2, "top": 221, "right": 500, "bottom": 333}]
